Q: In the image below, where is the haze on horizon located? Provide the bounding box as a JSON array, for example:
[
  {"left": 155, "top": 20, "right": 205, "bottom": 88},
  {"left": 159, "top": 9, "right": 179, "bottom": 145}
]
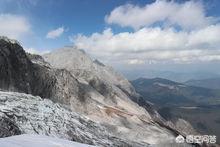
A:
[{"left": 0, "top": 0, "right": 220, "bottom": 80}]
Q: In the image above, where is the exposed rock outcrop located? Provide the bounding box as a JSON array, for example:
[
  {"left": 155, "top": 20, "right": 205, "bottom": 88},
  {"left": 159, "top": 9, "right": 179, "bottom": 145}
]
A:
[{"left": 0, "top": 38, "right": 81, "bottom": 105}]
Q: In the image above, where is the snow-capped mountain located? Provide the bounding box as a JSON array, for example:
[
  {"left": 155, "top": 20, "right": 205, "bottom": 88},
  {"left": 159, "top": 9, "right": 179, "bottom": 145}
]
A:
[
  {"left": 43, "top": 46, "right": 177, "bottom": 145},
  {"left": 0, "top": 37, "right": 196, "bottom": 146}
]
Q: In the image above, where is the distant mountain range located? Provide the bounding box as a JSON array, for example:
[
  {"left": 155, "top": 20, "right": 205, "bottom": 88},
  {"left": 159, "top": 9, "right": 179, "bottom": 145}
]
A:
[
  {"left": 125, "top": 70, "right": 220, "bottom": 83},
  {"left": 132, "top": 77, "right": 220, "bottom": 144},
  {"left": 131, "top": 77, "right": 220, "bottom": 107},
  {"left": 185, "top": 78, "right": 220, "bottom": 90}
]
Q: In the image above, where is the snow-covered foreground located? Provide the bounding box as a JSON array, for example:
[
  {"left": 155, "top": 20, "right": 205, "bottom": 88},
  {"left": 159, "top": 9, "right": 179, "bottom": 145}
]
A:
[
  {"left": 0, "top": 134, "right": 94, "bottom": 147},
  {"left": 0, "top": 90, "right": 151, "bottom": 146}
]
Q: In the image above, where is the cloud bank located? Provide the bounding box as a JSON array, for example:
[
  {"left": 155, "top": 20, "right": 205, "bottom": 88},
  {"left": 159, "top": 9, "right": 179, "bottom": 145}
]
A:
[
  {"left": 71, "top": 0, "right": 220, "bottom": 65},
  {"left": 71, "top": 25, "right": 220, "bottom": 64}
]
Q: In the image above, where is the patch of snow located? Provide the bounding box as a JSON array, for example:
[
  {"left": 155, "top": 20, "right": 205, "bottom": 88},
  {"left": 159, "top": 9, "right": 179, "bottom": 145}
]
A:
[
  {"left": 177, "top": 84, "right": 187, "bottom": 88},
  {"left": 179, "top": 106, "right": 198, "bottom": 109},
  {"left": 0, "top": 134, "right": 94, "bottom": 147},
  {"left": 154, "top": 82, "right": 176, "bottom": 90}
]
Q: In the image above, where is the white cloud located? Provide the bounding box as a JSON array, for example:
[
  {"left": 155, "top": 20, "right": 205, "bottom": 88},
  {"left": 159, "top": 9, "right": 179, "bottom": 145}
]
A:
[
  {"left": 105, "top": 0, "right": 216, "bottom": 30},
  {"left": 0, "top": 14, "right": 31, "bottom": 39},
  {"left": 71, "top": 24, "right": 220, "bottom": 65},
  {"left": 188, "top": 25, "right": 220, "bottom": 47},
  {"left": 46, "top": 27, "right": 64, "bottom": 39}
]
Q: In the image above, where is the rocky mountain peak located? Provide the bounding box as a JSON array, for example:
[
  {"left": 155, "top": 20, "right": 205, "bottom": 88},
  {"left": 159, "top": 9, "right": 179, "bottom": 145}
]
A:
[
  {"left": 43, "top": 46, "right": 138, "bottom": 97},
  {"left": 0, "top": 38, "right": 196, "bottom": 146}
]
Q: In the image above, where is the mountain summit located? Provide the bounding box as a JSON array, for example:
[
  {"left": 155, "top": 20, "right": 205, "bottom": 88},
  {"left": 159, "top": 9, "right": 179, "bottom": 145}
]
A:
[{"left": 43, "top": 46, "right": 178, "bottom": 144}]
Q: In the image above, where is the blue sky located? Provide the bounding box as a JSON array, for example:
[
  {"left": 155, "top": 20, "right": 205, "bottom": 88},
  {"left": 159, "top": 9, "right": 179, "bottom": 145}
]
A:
[
  {"left": 0, "top": 0, "right": 218, "bottom": 50},
  {"left": 0, "top": 0, "right": 153, "bottom": 50},
  {"left": 0, "top": 0, "right": 220, "bottom": 78}
]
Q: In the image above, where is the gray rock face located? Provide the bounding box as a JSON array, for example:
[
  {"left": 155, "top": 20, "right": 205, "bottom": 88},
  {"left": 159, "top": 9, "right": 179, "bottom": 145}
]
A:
[
  {"left": 0, "top": 39, "right": 33, "bottom": 93},
  {"left": 0, "top": 38, "right": 81, "bottom": 105},
  {"left": 0, "top": 116, "right": 21, "bottom": 138},
  {"left": 0, "top": 38, "right": 50, "bottom": 96}
]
